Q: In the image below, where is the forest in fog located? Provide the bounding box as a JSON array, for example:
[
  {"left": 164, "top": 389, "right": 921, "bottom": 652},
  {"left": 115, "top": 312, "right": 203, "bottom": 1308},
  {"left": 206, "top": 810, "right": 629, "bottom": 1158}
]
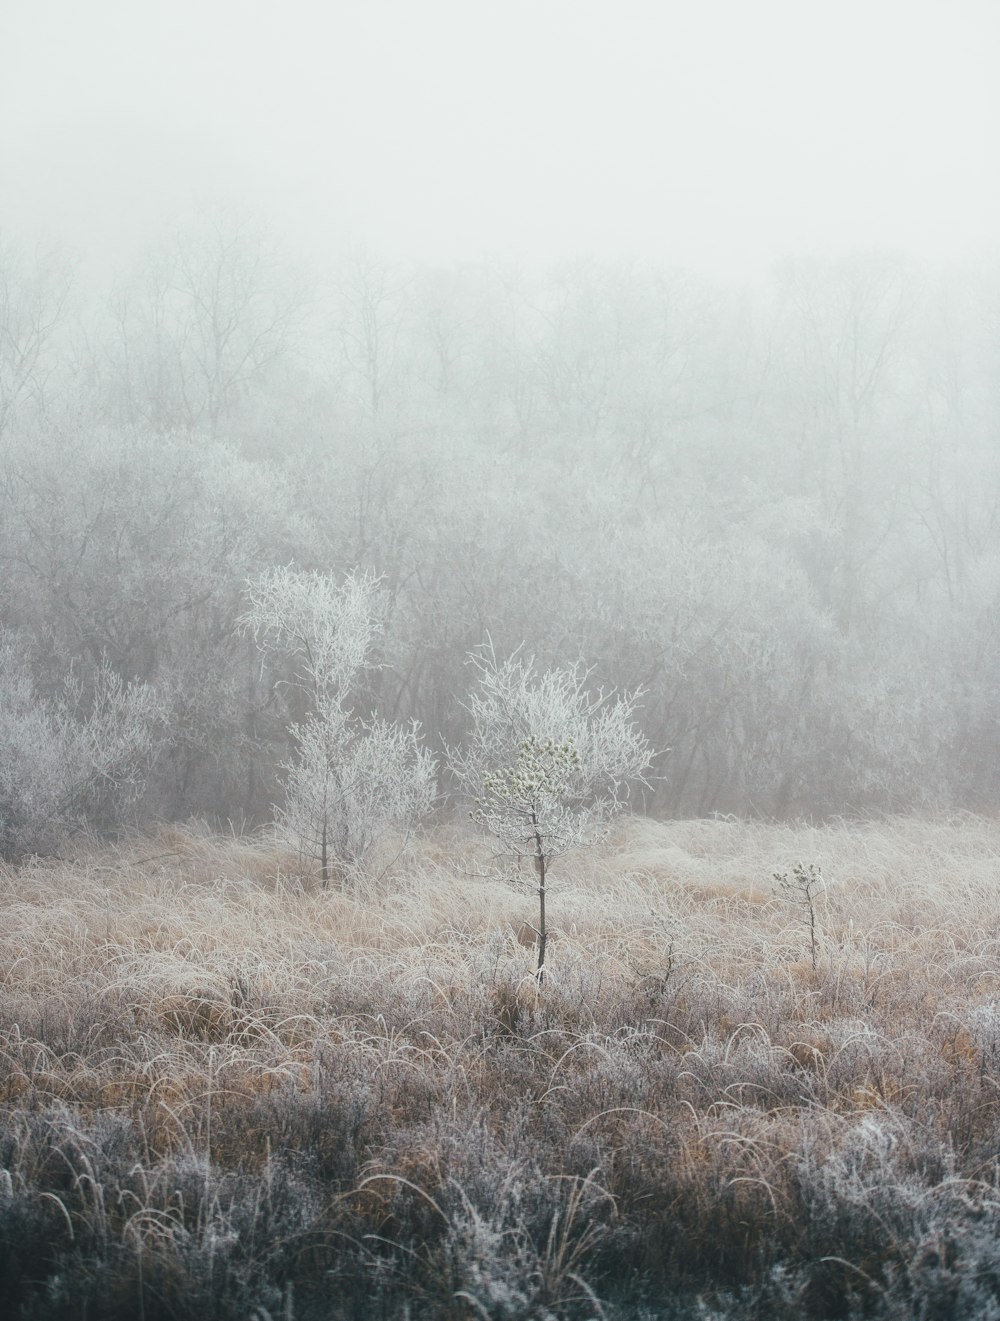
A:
[
  {"left": 1, "top": 215, "right": 999, "bottom": 857},
  {"left": 6, "top": 3, "right": 1000, "bottom": 1315}
]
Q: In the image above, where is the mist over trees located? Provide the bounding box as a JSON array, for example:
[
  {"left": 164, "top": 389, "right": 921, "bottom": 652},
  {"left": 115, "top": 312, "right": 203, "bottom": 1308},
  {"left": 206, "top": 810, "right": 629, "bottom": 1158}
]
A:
[{"left": 1, "top": 214, "right": 998, "bottom": 856}]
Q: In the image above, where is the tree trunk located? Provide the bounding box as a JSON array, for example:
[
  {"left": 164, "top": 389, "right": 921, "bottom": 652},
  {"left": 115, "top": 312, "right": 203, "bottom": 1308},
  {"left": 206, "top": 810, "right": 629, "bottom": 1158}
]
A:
[{"left": 533, "top": 829, "right": 547, "bottom": 981}]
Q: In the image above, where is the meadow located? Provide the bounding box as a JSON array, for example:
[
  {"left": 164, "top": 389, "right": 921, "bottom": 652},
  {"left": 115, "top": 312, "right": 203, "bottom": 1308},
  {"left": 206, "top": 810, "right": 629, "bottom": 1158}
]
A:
[{"left": 2, "top": 815, "right": 1000, "bottom": 1319}]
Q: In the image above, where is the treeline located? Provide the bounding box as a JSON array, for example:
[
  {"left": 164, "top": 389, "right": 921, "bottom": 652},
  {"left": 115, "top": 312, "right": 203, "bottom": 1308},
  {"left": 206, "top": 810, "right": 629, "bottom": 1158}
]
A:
[{"left": 1, "top": 214, "right": 998, "bottom": 849}]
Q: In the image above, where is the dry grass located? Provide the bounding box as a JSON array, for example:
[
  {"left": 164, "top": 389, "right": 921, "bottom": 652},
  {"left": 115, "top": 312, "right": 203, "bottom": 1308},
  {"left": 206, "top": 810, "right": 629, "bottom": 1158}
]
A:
[{"left": 2, "top": 814, "right": 1000, "bottom": 1319}]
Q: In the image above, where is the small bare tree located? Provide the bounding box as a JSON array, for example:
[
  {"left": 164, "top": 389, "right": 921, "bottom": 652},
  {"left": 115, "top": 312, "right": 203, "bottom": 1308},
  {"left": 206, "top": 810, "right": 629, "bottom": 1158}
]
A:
[
  {"left": 773, "top": 861, "right": 825, "bottom": 971},
  {"left": 241, "top": 566, "right": 435, "bottom": 882},
  {"left": 450, "top": 646, "right": 654, "bottom": 976}
]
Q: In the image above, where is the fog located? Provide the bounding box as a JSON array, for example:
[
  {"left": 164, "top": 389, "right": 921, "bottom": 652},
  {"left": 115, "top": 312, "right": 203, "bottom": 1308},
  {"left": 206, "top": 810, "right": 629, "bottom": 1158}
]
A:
[
  {"left": 5, "top": 14, "right": 1000, "bottom": 1310},
  {"left": 4, "top": 0, "right": 998, "bottom": 271},
  {"left": 2, "top": 0, "right": 1000, "bottom": 856}
]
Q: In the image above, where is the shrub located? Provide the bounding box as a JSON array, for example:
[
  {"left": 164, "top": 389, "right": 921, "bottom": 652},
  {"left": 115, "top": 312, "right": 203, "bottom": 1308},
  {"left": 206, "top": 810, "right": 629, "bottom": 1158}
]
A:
[{"left": 0, "top": 639, "right": 161, "bottom": 859}]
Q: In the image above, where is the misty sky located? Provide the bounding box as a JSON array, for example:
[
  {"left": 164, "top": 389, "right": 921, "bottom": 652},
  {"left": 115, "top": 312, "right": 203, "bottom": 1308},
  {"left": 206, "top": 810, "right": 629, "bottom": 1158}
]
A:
[{"left": 3, "top": 0, "right": 998, "bottom": 275}]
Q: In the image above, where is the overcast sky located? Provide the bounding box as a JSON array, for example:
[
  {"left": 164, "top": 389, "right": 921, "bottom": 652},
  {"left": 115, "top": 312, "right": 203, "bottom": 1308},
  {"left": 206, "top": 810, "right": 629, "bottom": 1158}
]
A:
[{"left": 2, "top": 0, "right": 998, "bottom": 276}]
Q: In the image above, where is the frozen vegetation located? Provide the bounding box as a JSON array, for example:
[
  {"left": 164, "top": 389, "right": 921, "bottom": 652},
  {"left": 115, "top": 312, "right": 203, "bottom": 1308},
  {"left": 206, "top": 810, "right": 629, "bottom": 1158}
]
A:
[
  {"left": 1, "top": 220, "right": 1000, "bottom": 1319},
  {"left": 2, "top": 819, "right": 1000, "bottom": 1317},
  {"left": 2, "top": 0, "right": 997, "bottom": 1311},
  {"left": 1, "top": 230, "right": 999, "bottom": 852}
]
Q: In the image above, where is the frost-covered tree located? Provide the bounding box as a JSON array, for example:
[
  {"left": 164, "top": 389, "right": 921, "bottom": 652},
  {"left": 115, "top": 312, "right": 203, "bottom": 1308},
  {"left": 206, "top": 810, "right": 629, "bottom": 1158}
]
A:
[
  {"left": 242, "top": 567, "right": 435, "bottom": 882},
  {"left": 243, "top": 565, "right": 388, "bottom": 707},
  {"left": 450, "top": 646, "right": 654, "bottom": 974}
]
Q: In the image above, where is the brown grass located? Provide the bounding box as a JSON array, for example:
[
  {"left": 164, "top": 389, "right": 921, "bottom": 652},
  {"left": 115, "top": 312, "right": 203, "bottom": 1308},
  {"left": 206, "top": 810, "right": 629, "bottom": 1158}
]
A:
[{"left": 2, "top": 815, "right": 1000, "bottom": 1319}]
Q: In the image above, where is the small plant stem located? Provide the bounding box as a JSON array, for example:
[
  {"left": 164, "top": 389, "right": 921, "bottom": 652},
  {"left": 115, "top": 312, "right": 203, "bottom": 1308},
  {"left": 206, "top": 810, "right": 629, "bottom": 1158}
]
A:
[{"left": 532, "top": 812, "right": 547, "bottom": 980}]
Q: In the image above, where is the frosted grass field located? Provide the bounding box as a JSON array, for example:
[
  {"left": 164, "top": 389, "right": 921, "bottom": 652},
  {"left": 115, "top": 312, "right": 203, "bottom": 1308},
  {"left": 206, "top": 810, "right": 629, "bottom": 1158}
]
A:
[{"left": 2, "top": 815, "right": 1000, "bottom": 1319}]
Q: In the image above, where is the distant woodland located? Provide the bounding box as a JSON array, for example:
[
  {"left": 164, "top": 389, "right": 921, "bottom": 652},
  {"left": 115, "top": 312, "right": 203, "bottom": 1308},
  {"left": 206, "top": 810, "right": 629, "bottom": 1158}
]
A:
[{"left": 2, "top": 215, "right": 999, "bottom": 853}]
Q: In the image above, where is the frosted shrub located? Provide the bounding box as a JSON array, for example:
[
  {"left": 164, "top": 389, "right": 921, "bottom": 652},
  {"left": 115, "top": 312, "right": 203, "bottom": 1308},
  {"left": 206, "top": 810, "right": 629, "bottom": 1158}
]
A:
[
  {"left": 889, "top": 1199, "right": 1000, "bottom": 1321},
  {"left": 447, "top": 1200, "right": 536, "bottom": 1320},
  {"left": 280, "top": 705, "right": 436, "bottom": 878},
  {"left": 242, "top": 567, "right": 436, "bottom": 881},
  {"left": 0, "top": 642, "right": 161, "bottom": 858},
  {"left": 450, "top": 645, "right": 653, "bottom": 973}
]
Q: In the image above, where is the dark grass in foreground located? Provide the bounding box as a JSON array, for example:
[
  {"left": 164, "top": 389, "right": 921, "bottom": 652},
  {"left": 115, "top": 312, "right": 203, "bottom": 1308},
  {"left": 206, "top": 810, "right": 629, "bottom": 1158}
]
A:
[{"left": 2, "top": 818, "right": 1000, "bottom": 1318}]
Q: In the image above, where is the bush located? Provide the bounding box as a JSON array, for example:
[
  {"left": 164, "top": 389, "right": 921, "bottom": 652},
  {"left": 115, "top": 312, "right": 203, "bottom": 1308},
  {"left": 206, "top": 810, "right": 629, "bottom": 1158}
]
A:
[{"left": 0, "top": 638, "right": 162, "bottom": 859}]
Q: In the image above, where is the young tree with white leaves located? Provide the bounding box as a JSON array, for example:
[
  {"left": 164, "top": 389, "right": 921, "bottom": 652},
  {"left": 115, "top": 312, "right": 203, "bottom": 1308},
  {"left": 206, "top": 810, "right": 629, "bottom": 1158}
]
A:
[
  {"left": 241, "top": 566, "right": 435, "bottom": 883},
  {"left": 449, "top": 646, "right": 654, "bottom": 976}
]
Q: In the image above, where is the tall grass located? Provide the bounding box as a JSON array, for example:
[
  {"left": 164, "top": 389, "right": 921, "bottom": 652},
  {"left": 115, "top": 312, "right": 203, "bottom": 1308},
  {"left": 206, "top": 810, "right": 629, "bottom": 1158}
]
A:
[{"left": 2, "top": 815, "right": 1000, "bottom": 1318}]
